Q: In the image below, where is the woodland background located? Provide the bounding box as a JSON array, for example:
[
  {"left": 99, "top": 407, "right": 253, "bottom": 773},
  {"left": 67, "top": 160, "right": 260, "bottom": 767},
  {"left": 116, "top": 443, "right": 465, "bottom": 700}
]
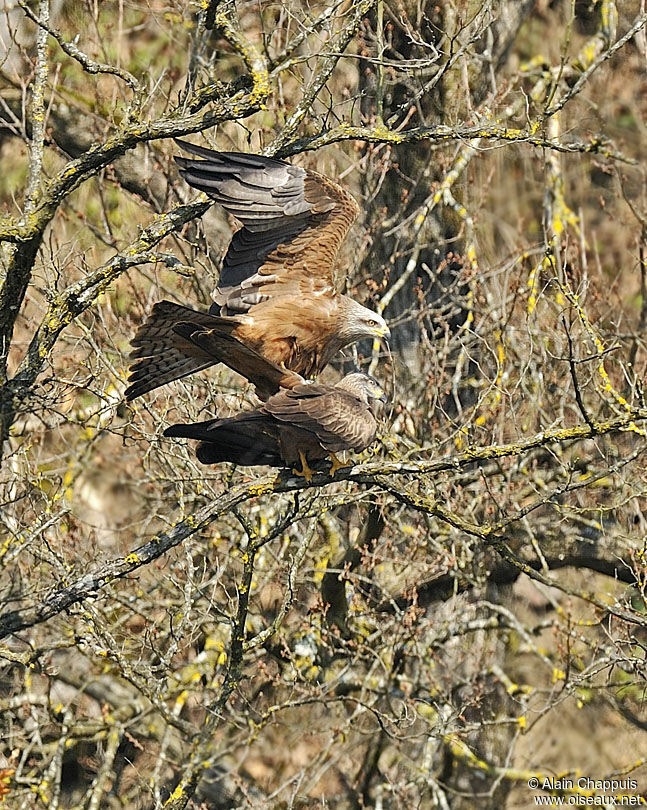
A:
[{"left": 1, "top": 0, "right": 647, "bottom": 807}]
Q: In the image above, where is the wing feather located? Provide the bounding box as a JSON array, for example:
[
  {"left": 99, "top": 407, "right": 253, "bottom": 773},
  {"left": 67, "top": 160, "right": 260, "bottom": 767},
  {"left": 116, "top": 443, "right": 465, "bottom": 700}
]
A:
[
  {"left": 164, "top": 411, "right": 284, "bottom": 466},
  {"left": 263, "top": 388, "right": 376, "bottom": 452},
  {"left": 125, "top": 301, "right": 240, "bottom": 400},
  {"left": 172, "top": 327, "right": 304, "bottom": 400},
  {"left": 174, "top": 140, "right": 359, "bottom": 317}
]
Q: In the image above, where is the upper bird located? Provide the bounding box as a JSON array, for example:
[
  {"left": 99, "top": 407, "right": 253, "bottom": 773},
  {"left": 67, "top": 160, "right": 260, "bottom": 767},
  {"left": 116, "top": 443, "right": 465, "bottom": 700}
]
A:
[{"left": 125, "top": 141, "right": 390, "bottom": 402}]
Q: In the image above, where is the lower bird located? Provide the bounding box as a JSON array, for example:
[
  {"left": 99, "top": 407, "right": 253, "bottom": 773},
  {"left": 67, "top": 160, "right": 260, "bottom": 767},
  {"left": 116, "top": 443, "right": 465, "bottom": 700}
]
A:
[{"left": 164, "top": 371, "right": 386, "bottom": 480}]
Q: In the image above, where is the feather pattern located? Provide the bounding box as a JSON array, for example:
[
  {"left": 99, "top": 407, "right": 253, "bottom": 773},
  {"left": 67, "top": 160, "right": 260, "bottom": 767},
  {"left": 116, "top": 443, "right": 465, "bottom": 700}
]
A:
[
  {"left": 125, "top": 301, "right": 240, "bottom": 400},
  {"left": 174, "top": 140, "right": 359, "bottom": 317},
  {"left": 164, "top": 372, "right": 384, "bottom": 469},
  {"left": 125, "top": 146, "right": 388, "bottom": 401}
]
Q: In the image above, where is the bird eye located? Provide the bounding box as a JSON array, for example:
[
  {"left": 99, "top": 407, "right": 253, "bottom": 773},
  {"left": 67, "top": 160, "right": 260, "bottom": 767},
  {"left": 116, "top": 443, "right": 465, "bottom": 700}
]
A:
[{"left": 368, "top": 319, "right": 378, "bottom": 327}]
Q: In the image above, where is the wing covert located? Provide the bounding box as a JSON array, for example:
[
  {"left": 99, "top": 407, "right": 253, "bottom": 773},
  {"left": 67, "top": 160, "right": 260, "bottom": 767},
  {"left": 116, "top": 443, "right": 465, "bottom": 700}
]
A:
[
  {"left": 264, "top": 388, "right": 375, "bottom": 452},
  {"left": 174, "top": 140, "right": 360, "bottom": 316}
]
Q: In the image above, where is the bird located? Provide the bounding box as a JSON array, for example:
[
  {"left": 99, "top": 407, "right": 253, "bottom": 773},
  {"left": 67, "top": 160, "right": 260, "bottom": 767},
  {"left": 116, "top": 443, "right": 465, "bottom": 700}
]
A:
[
  {"left": 125, "top": 141, "right": 390, "bottom": 402},
  {"left": 164, "top": 370, "right": 387, "bottom": 481}
]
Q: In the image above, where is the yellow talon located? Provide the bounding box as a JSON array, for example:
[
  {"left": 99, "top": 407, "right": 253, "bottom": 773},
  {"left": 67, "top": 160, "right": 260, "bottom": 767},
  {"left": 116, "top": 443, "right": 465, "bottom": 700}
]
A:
[
  {"left": 292, "top": 450, "right": 314, "bottom": 483},
  {"left": 328, "top": 452, "right": 349, "bottom": 475}
]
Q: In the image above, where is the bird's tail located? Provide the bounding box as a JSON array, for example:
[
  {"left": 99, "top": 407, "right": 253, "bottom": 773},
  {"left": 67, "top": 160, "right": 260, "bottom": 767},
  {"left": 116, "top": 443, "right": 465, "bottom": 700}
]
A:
[
  {"left": 164, "top": 414, "right": 282, "bottom": 466},
  {"left": 125, "top": 301, "right": 239, "bottom": 400},
  {"left": 170, "top": 327, "right": 304, "bottom": 401}
]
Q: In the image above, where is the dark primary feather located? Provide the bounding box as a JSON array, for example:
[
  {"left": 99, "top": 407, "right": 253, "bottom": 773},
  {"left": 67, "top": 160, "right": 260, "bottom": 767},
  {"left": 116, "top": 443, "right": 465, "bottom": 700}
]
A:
[
  {"left": 125, "top": 301, "right": 238, "bottom": 400},
  {"left": 170, "top": 327, "right": 304, "bottom": 401},
  {"left": 174, "top": 139, "right": 359, "bottom": 317},
  {"left": 126, "top": 302, "right": 307, "bottom": 402},
  {"left": 165, "top": 411, "right": 280, "bottom": 466}
]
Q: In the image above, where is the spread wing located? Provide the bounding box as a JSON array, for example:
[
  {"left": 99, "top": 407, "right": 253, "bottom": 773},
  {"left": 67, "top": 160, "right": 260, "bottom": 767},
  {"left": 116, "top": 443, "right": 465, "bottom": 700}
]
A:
[
  {"left": 174, "top": 140, "right": 360, "bottom": 316},
  {"left": 171, "top": 326, "right": 304, "bottom": 400},
  {"left": 263, "top": 385, "right": 376, "bottom": 453}
]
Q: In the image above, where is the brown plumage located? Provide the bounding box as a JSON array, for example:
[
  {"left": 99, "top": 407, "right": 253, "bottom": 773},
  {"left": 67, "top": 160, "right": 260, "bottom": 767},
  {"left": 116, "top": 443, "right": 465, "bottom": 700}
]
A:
[
  {"left": 125, "top": 141, "right": 389, "bottom": 401},
  {"left": 163, "top": 372, "right": 387, "bottom": 471}
]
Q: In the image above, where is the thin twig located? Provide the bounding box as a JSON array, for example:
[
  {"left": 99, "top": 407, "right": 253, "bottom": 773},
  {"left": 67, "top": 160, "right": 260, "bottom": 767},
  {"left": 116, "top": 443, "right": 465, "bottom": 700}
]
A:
[
  {"left": 3, "top": 405, "right": 647, "bottom": 641},
  {"left": 544, "top": 11, "right": 647, "bottom": 118},
  {"left": 563, "top": 316, "right": 595, "bottom": 430},
  {"left": 19, "top": 0, "right": 140, "bottom": 93}
]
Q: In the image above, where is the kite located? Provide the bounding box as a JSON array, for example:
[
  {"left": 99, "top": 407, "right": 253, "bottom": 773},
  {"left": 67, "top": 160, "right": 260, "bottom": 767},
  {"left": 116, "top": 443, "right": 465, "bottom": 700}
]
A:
[
  {"left": 125, "top": 141, "right": 390, "bottom": 401},
  {"left": 164, "top": 371, "right": 386, "bottom": 480}
]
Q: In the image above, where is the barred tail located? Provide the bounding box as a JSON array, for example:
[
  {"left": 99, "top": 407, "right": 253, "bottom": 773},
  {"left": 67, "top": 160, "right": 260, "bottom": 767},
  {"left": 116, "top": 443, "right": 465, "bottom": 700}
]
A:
[{"left": 125, "top": 301, "right": 237, "bottom": 400}]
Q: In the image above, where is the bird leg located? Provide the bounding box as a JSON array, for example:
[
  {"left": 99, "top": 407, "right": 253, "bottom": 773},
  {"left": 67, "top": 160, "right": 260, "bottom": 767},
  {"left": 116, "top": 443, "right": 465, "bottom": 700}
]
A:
[
  {"left": 292, "top": 450, "right": 315, "bottom": 483},
  {"left": 328, "top": 452, "right": 349, "bottom": 475}
]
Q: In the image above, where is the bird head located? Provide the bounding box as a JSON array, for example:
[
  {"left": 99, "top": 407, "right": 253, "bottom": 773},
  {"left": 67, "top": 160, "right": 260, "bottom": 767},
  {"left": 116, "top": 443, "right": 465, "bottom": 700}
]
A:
[
  {"left": 339, "top": 298, "right": 391, "bottom": 344},
  {"left": 336, "top": 372, "right": 388, "bottom": 405}
]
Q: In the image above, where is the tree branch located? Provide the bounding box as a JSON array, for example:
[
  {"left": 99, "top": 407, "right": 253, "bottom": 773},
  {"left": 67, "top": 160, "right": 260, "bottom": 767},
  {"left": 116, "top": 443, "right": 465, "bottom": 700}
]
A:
[{"left": 3, "top": 406, "right": 647, "bottom": 640}]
